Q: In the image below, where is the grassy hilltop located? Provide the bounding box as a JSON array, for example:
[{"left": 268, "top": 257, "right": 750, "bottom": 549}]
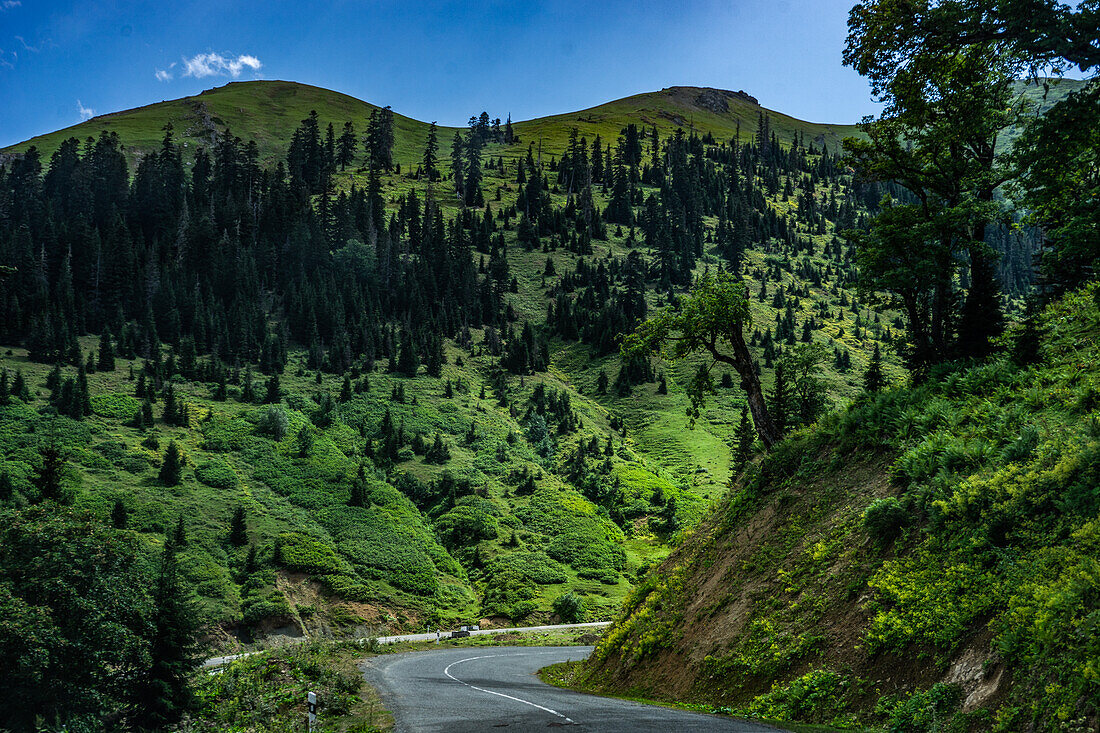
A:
[{"left": 1, "top": 80, "right": 861, "bottom": 168}]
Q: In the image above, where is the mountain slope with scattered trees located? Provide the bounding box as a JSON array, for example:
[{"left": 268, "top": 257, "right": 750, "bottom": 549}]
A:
[
  {"left": 0, "top": 18, "right": 1094, "bottom": 723},
  {"left": 569, "top": 2, "right": 1100, "bottom": 730}
]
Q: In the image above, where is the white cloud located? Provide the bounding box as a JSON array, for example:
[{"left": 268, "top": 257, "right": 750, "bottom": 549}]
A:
[
  {"left": 155, "top": 68, "right": 172, "bottom": 82},
  {"left": 1, "top": 1, "right": 22, "bottom": 10},
  {"left": 77, "top": 99, "right": 94, "bottom": 121},
  {"left": 181, "top": 52, "right": 262, "bottom": 79}
]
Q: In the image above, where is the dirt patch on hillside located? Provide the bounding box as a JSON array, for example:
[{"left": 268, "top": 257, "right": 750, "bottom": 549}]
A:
[{"left": 581, "top": 450, "right": 1001, "bottom": 712}]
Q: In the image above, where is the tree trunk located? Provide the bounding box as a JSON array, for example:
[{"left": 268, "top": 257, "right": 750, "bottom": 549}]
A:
[{"left": 710, "top": 329, "right": 782, "bottom": 449}]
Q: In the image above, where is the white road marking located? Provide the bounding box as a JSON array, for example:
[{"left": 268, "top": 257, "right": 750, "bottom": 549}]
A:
[{"left": 442, "top": 653, "right": 575, "bottom": 724}]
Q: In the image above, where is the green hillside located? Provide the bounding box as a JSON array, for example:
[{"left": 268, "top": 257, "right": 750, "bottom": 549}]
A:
[
  {"left": 0, "top": 75, "right": 905, "bottom": 658},
  {"left": 1, "top": 80, "right": 860, "bottom": 169},
  {"left": 573, "top": 282, "right": 1100, "bottom": 731},
  {"left": 1, "top": 81, "right": 442, "bottom": 168},
  {"left": 512, "top": 86, "right": 860, "bottom": 156}
]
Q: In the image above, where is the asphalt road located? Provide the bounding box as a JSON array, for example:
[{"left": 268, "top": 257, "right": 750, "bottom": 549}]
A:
[
  {"left": 361, "top": 645, "right": 778, "bottom": 732},
  {"left": 202, "top": 622, "right": 610, "bottom": 669}
]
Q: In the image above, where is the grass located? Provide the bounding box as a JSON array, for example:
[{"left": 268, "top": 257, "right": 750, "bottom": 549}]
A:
[
  {"left": 538, "top": 660, "right": 869, "bottom": 733},
  {"left": 2, "top": 80, "right": 863, "bottom": 171}
]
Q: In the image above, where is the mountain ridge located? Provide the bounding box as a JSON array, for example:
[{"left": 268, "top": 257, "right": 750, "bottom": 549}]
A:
[{"left": 1, "top": 79, "right": 862, "bottom": 168}]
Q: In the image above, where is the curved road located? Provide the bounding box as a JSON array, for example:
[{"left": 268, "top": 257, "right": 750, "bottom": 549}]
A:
[
  {"left": 361, "top": 645, "right": 778, "bottom": 732},
  {"left": 202, "top": 622, "right": 610, "bottom": 669}
]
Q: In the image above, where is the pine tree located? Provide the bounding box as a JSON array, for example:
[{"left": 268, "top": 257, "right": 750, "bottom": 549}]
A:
[
  {"left": 244, "top": 544, "right": 259, "bottom": 575},
  {"left": 451, "top": 131, "right": 465, "bottom": 200},
  {"left": 162, "top": 384, "right": 178, "bottom": 424},
  {"left": 134, "top": 539, "right": 199, "bottom": 728},
  {"left": 171, "top": 515, "right": 188, "bottom": 547},
  {"left": 397, "top": 330, "right": 419, "bottom": 377},
  {"left": 733, "top": 405, "right": 756, "bottom": 470},
  {"left": 348, "top": 473, "right": 368, "bottom": 507},
  {"left": 768, "top": 363, "right": 793, "bottom": 436},
  {"left": 464, "top": 128, "right": 484, "bottom": 207},
  {"left": 111, "top": 499, "right": 128, "bottom": 529},
  {"left": 422, "top": 122, "right": 439, "bottom": 181},
  {"left": 241, "top": 366, "right": 256, "bottom": 403},
  {"left": 159, "top": 441, "right": 183, "bottom": 485},
  {"left": 337, "top": 121, "right": 357, "bottom": 170},
  {"left": 228, "top": 505, "right": 248, "bottom": 546},
  {"left": 864, "top": 343, "right": 885, "bottom": 393},
  {"left": 264, "top": 374, "right": 281, "bottom": 404},
  {"left": 426, "top": 432, "right": 451, "bottom": 464},
  {"left": 12, "top": 370, "right": 29, "bottom": 402},
  {"left": 97, "top": 329, "right": 115, "bottom": 372},
  {"left": 32, "top": 443, "right": 67, "bottom": 503},
  {"left": 295, "top": 425, "right": 314, "bottom": 458}
]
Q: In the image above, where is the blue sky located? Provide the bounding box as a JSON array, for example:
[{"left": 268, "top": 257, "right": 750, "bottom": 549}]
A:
[{"left": 0, "top": 0, "right": 883, "bottom": 147}]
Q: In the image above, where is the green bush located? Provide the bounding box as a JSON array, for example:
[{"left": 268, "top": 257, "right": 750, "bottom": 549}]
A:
[
  {"left": 874, "top": 683, "right": 961, "bottom": 732},
  {"left": 194, "top": 459, "right": 238, "bottom": 490},
  {"left": 552, "top": 591, "right": 586, "bottom": 623},
  {"left": 90, "top": 393, "right": 141, "bottom": 420},
  {"left": 276, "top": 533, "right": 344, "bottom": 575},
  {"left": 863, "top": 497, "right": 908, "bottom": 546},
  {"left": 746, "top": 668, "right": 851, "bottom": 724},
  {"left": 254, "top": 406, "right": 289, "bottom": 441}
]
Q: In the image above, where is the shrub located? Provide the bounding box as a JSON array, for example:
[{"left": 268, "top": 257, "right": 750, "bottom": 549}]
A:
[
  {"left": 1000, "top": 425, "right": 1039, "bottom": 464},
  {"left": 276, "top": 532, "right": 344, "bottom": 575},
  {"left": 255, "top": 406, "right": 289, "bottom": 441},
  {"left": 90, "top": 393, "right": 141, "bottom": 421},
  {"left": 863, "top": 497, "right": 908, "bottom": 546},
  {"left": 874, "top": 682, "right": 961, "bottom": 732},
  {"left": 194, "top": 460, "right": 237, "bottom": 490},
  {"left": 552, "top": 591, "right": 586, "bottom": 623},
  {"left": 746, "top": 668, "right": 851, "bottom": 724}
]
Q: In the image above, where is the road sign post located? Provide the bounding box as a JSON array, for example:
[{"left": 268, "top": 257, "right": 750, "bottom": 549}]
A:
[{"left": 307, "top": 691, "right": 317, "bottom": 731}]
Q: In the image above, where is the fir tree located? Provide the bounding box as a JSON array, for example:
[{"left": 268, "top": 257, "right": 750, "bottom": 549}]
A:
[
  {"left": 228, "top": 505, "right": 249, "bottom": 546},
  {"left": 264, "top": 374, "right": 281, "bottom": 404},
  {"left": 111, "top": 499, "right": 128, "bottom": 529},
  {"left": 97, "top": 329, "right": 115, "bottom": 371},
  {"left": 134, "top": 539, "right": 199, "bottom": 728},
  {"left": 159, "top": 440, "right": 183, "bottom": 485},
  {"left": 864, "top": 343, "right": 885, "bottom": 393},
  {"left": 32, "top": 443, "right": 67, "bottom": 503},
  {"left": 733, "top": 405, "right": 756, "bottom": 470}
]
